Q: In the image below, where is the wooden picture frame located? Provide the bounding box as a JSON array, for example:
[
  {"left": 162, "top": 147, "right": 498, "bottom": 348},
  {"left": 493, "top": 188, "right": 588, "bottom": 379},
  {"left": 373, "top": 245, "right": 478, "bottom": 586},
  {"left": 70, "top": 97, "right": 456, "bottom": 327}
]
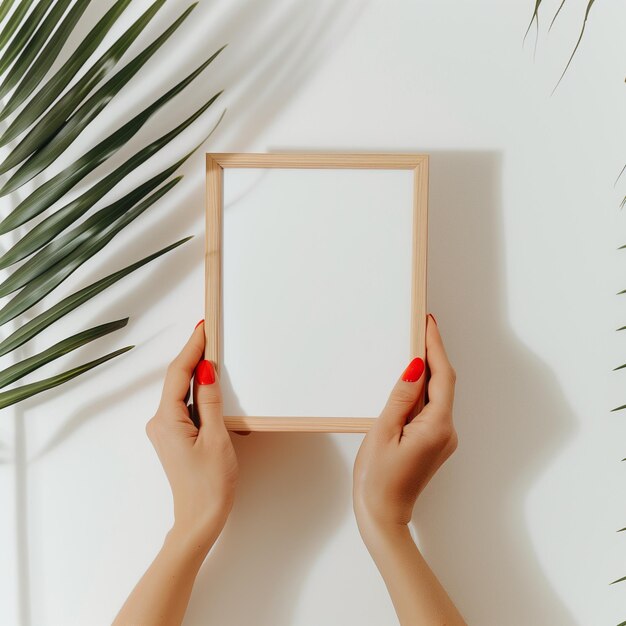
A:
[{"left": 204, "top": 152, "right": 429, "bottom": 432}]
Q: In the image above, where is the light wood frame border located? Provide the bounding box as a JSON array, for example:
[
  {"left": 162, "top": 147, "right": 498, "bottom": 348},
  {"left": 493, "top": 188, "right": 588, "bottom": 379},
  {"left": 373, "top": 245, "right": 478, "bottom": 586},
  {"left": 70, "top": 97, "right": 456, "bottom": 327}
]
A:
[{"left": 205, "top": 152, "right": 429, "bottom": 432}]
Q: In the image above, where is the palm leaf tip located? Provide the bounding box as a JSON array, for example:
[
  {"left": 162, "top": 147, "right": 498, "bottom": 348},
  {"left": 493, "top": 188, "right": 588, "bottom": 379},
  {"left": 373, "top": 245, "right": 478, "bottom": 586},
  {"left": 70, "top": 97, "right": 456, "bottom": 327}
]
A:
[
  {"left": 0, "top": 317, "right": 129, "bottom": 389},
  {"left": 551, "top": 0, "right": 596, "bottom": 95},
  {"left": 0, "top": 174, "right": 183, "bottom": 300},
  {"left": 523, "top": 0, "right": 541, "bottom": 41},
  {"left": 0, "top": 236, "right": 192, "bottom": 358},
  {"left": 610, "top": 575, "right": 626, "bottom": 585},
  {"left": 611, "top": 405, "right": 626, "bottom": 412},
  {"left": 0, "top": 345, "right": 134, "bottom": 410}
]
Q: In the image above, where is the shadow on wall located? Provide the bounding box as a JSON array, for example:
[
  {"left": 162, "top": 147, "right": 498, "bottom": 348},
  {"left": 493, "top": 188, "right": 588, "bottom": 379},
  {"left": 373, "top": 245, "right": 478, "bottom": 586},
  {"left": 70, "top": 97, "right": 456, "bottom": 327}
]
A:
[
  {"left": 414, "top": 150, "right": 576, "bottom": 625},
  {"left": 184, "top": 433, "right": 350, "bottom": 626}
]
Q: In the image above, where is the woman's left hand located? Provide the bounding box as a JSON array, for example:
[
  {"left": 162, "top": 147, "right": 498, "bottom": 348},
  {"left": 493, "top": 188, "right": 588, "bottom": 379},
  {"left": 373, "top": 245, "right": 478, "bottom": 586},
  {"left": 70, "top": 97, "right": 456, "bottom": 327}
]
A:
[{"left": 146, "top": 321, "right": 238, "bottom": 542}]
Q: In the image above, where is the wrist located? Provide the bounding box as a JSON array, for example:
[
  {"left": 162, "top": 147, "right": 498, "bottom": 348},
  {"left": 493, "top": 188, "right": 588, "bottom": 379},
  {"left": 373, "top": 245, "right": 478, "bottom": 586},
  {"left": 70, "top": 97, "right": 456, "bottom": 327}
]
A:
[
  {"left": 168, "top": 516, "right": 224, "bottom": 556},
  {"left": 355, "top": 509, "right": 413, "bottom": 549}
]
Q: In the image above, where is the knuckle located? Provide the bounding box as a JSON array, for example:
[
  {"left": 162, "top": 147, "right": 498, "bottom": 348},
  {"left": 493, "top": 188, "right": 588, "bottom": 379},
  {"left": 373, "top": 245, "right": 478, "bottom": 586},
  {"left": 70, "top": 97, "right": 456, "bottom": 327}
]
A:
[
  {"left": 197, "top": 393, "right": 222, "bottom": 408},
  {"left": 145, "top": 417, "right": 157, "bottom": 439},
  {"left": 146, "top": 412, "right": 168, "bottom": 441},
  {"left": 389, "top": 385, "right": 418, "bottom": 407},
  {"left": 428, "top": 421, "right": 456, "bottom": 450},
  {"left": 448, "top": 366, "right": 457, "bottom": 384},
  {"left": 448, "top": 427, "right": 459, "bottom": 454}
]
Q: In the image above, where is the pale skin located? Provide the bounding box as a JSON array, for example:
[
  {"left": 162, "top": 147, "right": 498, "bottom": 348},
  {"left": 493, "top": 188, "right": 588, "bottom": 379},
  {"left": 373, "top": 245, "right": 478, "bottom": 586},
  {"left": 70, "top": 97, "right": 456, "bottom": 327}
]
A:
[{"left": 113, "top": 314, "right": 466, "bottom": 626}]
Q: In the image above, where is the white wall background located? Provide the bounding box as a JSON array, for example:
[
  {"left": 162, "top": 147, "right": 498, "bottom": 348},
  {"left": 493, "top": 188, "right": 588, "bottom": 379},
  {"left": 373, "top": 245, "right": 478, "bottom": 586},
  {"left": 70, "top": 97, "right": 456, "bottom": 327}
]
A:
[{"left": 1, "top": 1, "right": 625, "bottom": 624}]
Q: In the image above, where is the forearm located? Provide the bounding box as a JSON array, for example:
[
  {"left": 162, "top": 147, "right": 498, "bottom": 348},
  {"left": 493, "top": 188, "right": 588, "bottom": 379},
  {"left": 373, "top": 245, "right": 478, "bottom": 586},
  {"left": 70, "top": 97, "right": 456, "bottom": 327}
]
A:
[
  {"left": 358, "top": 518, "right": 466, "bottom": 626},
  {"left": 112, "top": 524, "right": 218, "bottom": 626}
]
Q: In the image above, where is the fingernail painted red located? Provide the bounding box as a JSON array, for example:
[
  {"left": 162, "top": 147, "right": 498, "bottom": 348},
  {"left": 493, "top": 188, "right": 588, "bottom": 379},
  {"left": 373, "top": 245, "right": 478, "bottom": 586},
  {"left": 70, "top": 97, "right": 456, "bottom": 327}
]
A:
[
  {"left": 195, "top": 360, "right": 215, "bottom": 385},
  {"left": 402, "top": 357, "right": 425, "bottom": 383},
  {"left": 428, "top": 313, "right": 437, "bottom": 326},
  {"left": 194, "top": 319, "right": 204, "bottom": 329}
]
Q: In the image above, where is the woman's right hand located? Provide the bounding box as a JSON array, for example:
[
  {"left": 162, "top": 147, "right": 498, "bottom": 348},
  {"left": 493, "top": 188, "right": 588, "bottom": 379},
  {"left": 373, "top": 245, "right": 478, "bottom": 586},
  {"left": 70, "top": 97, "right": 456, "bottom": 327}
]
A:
[
  {"left": 352, "top": 315, "right": 466, "bottom": 625},
  {"left": 353, "top": 313, "right": 458, "bottom": 532}
]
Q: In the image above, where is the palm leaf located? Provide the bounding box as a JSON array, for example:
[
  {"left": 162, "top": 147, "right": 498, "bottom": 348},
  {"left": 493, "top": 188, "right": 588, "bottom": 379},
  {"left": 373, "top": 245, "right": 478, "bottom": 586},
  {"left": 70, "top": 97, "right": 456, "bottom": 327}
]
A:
[
  {"left": 0, "top": 132, "right": 213, "bottom": 285},
  {"left": 0, "top": 237, "right": 192, "bottom": 358},
  {"left": 548, "top": 0, "right": 566, "bottom": 31},
  {"left": 0, "top": 0, "right": 132, "bottom": 129},
  {"left": 551, "top": 0, "right": 595, "bottom": 94},
  {"left": 0, "top": 0, "right": 15, "bottom": 24},
  {"left": 0, "top": 174, "right": 185, "bottom": 290},
  {"left": 0, "top": 103, "right": 224, "bottom": 263},
  {"left": 0, "top": 0, "right": 73, "bottom": 96},
  {"left": 0, "top": 0, "right": 92, "bottom": 104},
  {"left": 0, "top": 0, "right": 35, "bottom": 53},
  {"left": 0, "top": 0, "right": 52, "bottom": 76},
  {"left": 523, "top": 0, "right": 541, "bottom": 42},
  {"left": 0, "top": 0, "right": 227, "bottom": 410},
  {"left": 0, "top": 318, "right": 129, "bottom": 388},
  {"left": 0, "top": 346, "right": 134, "bottom": 409},
  {"left": 0, "top": 0, "right": 179, "bottom": 174},
  {"left": 0, "top": 178, "right": 182, "bottom": 324},
  {"left": 0, "top": 152, "right": 189, "bottom": 269},
  {"left": 610, "top": 575, "right": 626, "bottom": 585},
  {"left": 0, "top": 48, "right": 225, "bottom": 215}
]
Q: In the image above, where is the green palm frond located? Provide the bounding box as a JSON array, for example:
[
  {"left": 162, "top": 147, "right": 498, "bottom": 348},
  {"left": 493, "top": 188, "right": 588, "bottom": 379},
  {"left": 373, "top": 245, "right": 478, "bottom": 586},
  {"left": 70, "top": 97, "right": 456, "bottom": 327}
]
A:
[
  {"left": 0, "top": 346, "right": 135, "bottom": 410},
  {"left": 548, "top": 0, "right": 566, "bottom": 31},
  {"left": 0, "top": 0, "right": 52, "bottom": 75},
  {"left": 0, "top": 0, "right": 226, "bottom": 407},
  {"left": 0, "top": 0, "right": 73, "bottom": 92},
  {"left": 0, "top": 0, "right": 132, "bottom": 127},
  {"left": 524, "top": 0, "right": 598, "bottom": 93},
  {"left": 551, "top": 0, "right": 595, "bottom": 94},
  {"left": 0, "top": 0, "right": 36, "bottom": 53},
  {"left": 0, "top": 51, "right": 224, "bottom": 222},
  {"left": 0, "top": 0, "right": 91, "bottom": 103},
  {"left": 0, "top": 1, "right": 16, "bottom": 25},
  {"left": 0, "top": 179, "right": 182, "bottom": 324},
  {"left": 0, "top": 237, "right": 192, "bottom": 359},
  {"left": 0, "top": 0, "right": 171, "bottom": 171},
  {"left": 523, "top": 0, "right": 542, "bottom": 42},
  {"left": 0, "top": 318, "right": 129, "bottom": 388}
]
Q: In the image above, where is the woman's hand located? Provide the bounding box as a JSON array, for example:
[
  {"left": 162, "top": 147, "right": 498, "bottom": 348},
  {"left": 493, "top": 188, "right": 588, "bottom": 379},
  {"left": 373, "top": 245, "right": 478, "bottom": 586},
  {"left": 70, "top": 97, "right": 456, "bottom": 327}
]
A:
[
  {"left": 353, "top": 314, "right": 466, "bottom": 626},
  {"left": 354, "top": 314, "right": 457, "bottom": 531},
  {"left": 146, "top": 320, "right": 238, "bottom": 542},
  {"left": 113, "top": 321, "right": 237, "bottom": 626}
]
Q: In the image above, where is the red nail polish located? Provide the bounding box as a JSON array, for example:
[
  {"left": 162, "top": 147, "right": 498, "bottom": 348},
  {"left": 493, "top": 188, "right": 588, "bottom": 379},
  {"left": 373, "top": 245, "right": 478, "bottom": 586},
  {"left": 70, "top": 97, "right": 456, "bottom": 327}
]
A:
[
  {"left": 402, "top": 357, "right": 425, "bottom": 383},
  {"left": 195, "top": 360, "right": 215, "bottom": 385},
  {"left": 428, "top": 313, "right": 437, "bottom": 326},
  {"left": 194, "top": 319, "right": 204, "bottom": 329}
]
